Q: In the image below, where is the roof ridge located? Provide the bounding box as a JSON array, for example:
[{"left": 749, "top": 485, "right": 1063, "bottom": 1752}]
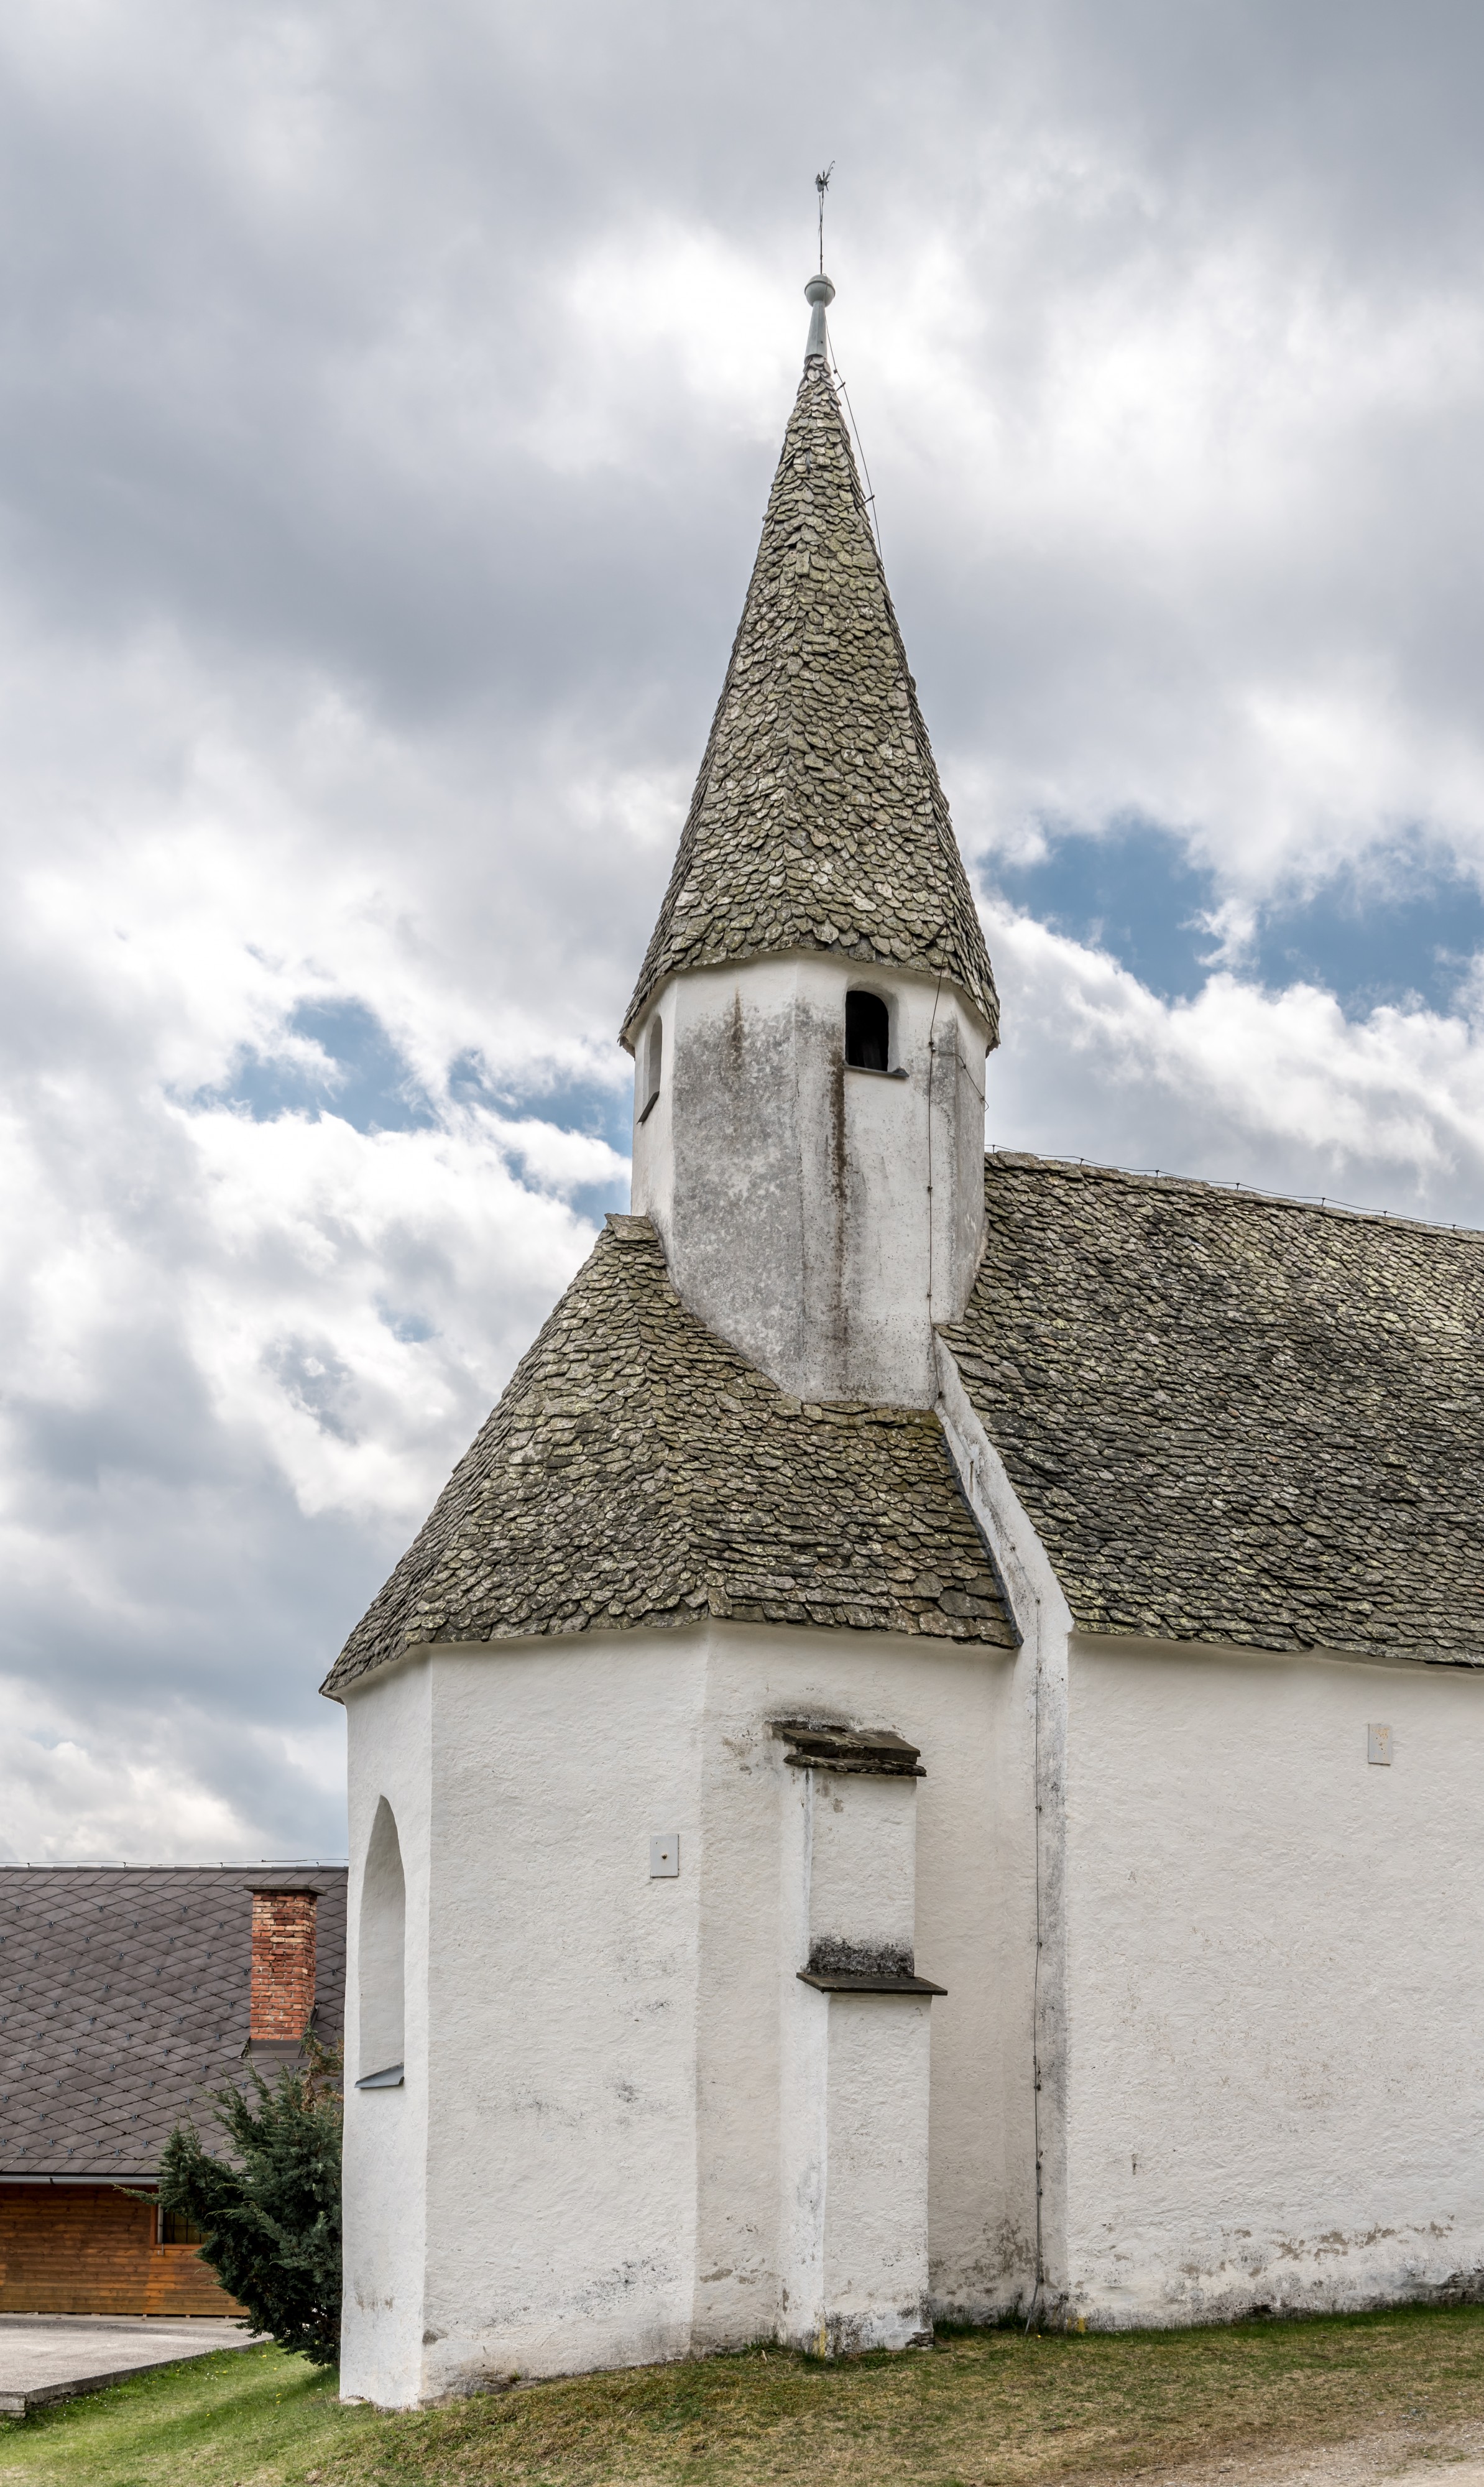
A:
[
  {"left": 622, "top": 349, "right": 997, "bottom": 1044},
  {"left": 987, "top": 1149, "right": 1484, "bottom": 1242}
]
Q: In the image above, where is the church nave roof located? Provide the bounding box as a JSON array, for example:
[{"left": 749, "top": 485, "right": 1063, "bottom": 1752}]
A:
[
  {"left": 324, "top": 1213, "right": 1016, "bottom": 1695},
  {"left": 945, "top": 1153, "right": 1484, "bottom": 1669}
]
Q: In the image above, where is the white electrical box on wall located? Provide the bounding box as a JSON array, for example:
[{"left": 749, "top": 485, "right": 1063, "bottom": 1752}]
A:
[
  {"left": 650, "top": 1834, "right": 680, "bottom": 1877},
  {"left": 1368, "top": 1723, "right": 1393, "bottom": 1766}
]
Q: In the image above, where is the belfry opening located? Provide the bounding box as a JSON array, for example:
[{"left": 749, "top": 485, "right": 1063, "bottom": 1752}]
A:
[{"left": 845, "top": 990, "right": 889, "bottom": 1072}]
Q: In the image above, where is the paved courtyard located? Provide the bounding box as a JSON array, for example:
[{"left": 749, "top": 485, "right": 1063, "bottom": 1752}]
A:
[{"left": 0, "top": 2312, "right": 260, "bottom": 2415}]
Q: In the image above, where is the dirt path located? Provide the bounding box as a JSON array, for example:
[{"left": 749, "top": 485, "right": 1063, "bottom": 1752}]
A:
[{"left": 1104, "top": 2419, "right": 1484, "bottom": 2487}]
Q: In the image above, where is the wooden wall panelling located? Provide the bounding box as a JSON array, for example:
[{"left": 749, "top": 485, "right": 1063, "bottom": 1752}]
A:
[{"left": 0, "top": 2185, "right": 242, "bottom": 2318}]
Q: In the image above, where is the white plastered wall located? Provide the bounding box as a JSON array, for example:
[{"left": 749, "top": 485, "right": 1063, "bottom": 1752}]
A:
[
  {"left": 935, "top": 1344, "right": 1067, "bottom": 2318},
  {"left": 778, "top": 1761, "right": 933, "bottom": 2354},
  {"left": 1061, "top": 1634, "right": 1484, "bottom": 2325},
  {"left": 338, "top": 1616, "right": 1028, "bottom": 2404},
  {"left": 339, "top": 1655, "right": 432, "bottom": 2407},
  {"left": 418, "top": 1636, "right": 706, "bottom": 2395},
  {"left": 936, "top": 1340, "right": 1484, "bottom": 2328},
  {"left": 629, "top": 953, "right": 990, "bottom": 1408},
  {"left": 691, "top": 1625, "right": 1026, "bottom": 2348},
  {"left": 786, "top": 1986, "right": 934, "bottom": 2353}
]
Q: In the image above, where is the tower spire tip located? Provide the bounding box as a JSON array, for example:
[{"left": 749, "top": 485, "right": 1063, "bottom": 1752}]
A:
[
  {"left": 806, "top": 165, "right": 836, "bottom": 362},
  {"left": 800, "top": 272, "right": 835, "bottom": 363},
  {"left": 804, "top": 271, "right": 835, "bottom": 364}
]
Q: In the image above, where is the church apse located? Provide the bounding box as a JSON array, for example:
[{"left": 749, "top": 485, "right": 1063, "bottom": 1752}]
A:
[{"left": 330, "top": 265, "right": 1033, "bottom": 2402}]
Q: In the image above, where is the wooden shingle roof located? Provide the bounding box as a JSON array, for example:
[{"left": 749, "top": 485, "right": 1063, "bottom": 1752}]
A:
[
  {"left": 325, "top": 1214, "right": 1016, "bottom": 1695},
  {"left": 943, "top": 1154, "right": 1484, "bottom": 1666},
  {"left": 622, "top": 356, "right": 998, "bottom": 1046}
]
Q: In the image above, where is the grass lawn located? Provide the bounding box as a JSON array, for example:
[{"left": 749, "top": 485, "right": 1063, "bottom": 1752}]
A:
[{"left": 3, "top": 2305, "right": 1484, "bottom": 2487}]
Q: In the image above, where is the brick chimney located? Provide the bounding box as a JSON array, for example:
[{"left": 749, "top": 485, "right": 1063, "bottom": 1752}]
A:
[{"left": 249, "top": 1888, "right": 319, "bottom": 2046}]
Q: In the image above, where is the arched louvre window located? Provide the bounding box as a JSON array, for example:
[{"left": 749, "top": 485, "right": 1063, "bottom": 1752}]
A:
[{"left": 845, "top": 990, "right": 890, "bottom": 1073}]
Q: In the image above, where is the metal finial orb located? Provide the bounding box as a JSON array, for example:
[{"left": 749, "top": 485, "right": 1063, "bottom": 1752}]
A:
[{"left": 804, "top": 274, "right": 836, "bottom": 308}]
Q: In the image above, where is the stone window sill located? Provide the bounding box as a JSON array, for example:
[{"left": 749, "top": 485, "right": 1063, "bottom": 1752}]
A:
[{"left": 796, "top": 1970, "right": 946, "bottom": 1995}]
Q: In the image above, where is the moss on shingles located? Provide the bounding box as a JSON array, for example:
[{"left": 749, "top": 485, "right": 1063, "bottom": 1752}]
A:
[
  {"left": 326, "top": 1215, "right": 1016, "bottom": 1694},
  {"left": 622, "top": 356, "right": 998, "bottom": 1048},
  {"left": 946, "top": 1153, "right": 1484, "bottom": 1666}
]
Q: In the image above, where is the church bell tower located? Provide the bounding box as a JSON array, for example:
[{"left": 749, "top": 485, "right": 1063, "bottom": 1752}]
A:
[{"left": 624, "top": 274, "right": 998, "bottom": 1408}]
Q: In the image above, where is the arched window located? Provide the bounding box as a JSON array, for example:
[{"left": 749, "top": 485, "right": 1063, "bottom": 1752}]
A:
[
  {"left": 357, "top": 1796, "right": 405, "bottom": 2087},
  {"left": 638, "top": 1017, "right": 663, "bottom": 1125},
  {"left": 845, "top": 990, "right": 890, "bottom": 1073}
]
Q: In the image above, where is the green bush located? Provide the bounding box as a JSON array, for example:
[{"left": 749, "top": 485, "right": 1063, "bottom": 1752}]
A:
[{"left": 156, "top": 2033, "right": 343, "bottom": 2366}]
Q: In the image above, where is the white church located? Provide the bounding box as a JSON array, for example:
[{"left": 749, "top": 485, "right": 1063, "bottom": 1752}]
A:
[{"left": 325, "top": 274, "right": 1484, "bottom": 2406}]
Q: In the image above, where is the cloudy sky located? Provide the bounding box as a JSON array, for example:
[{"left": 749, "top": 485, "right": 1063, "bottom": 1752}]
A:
[{"left": 6, "top": 0, "right": 1484, "bottom": 1860}]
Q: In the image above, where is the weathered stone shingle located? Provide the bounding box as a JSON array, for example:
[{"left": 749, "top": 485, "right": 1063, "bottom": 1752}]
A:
[
  {"left": 943, "top": 1154, "right": 1484, "bottom": 1666},
  {"left": 325, "top": 1214, "right": 1016, "bottom": 1694},
  {"left": 622, "top": 358, "right": 998, "bottom": 1046}
]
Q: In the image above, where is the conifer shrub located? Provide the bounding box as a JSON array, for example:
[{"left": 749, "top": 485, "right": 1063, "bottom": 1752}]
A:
[{"left": 155, "top": 2033, "right": 342, "bottom": 2366}]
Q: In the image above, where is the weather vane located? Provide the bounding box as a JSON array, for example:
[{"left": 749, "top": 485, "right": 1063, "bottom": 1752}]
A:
[{"left": 815, "top": 163, "right": 834, "bottom": 274}]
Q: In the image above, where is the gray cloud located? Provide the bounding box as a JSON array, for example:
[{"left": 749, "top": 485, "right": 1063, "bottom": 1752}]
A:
[{"left": 4, "top": 0, "right": 1484, "bottom": 1855}]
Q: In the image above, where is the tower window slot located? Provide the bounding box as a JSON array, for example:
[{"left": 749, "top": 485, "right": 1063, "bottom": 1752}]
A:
[
  {"left": 639, "top": 1018, "right": 663, "bottom": 1124},
  {"left": 845, "top": 990, "right": 890, "bottom": 1073}
]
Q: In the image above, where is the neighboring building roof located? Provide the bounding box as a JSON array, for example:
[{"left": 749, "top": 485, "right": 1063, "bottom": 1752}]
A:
[
  {"left": 0, "top": 1868, "right": 346, "bottom": 2181},
  {"left": 622, "top": 352, "right": 998, "bottom": 1047},
  {"left": 325, "top": 1214, "right": 1016, "bottom": 1696},
  {"left": 943, "top": 1154, "right": 1484, "bottom": 1667}
]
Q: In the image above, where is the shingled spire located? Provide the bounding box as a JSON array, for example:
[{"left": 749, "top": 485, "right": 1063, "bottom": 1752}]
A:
[{"left": 622, "top": 281, "right": 999, "bottom": 1048}]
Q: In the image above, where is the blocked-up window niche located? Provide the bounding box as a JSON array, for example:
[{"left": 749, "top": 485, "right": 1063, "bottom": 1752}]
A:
[
  {"left": 357, "top": 1796, "right": 406, "bottom": 2088},
  {"left": 845, "top": 990, "right": 890, "bottom": 1072}
]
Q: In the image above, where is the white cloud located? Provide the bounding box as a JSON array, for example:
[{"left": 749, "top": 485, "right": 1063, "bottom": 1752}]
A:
[
  {"left": 176, "top": 1100, "right": 622, "bottom": 1519},
  {"left": 0, "top": 1677, "right": 344, "bottom": 1867},
  {"left": 4, "top": 0, "right": 1484, "bottom": 1857},
  {"left": 988, "top": 902, "right": 1484, "bottom": 1222}
]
